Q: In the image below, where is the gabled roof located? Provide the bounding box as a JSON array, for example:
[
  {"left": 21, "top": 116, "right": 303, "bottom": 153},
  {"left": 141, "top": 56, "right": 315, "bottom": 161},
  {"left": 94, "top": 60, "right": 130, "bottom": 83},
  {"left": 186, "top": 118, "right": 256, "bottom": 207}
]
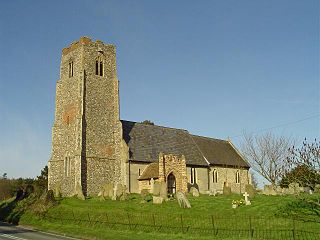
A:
[
  {"left": 121, "top": 120, "right": 206, "bottom": 166},
  {"left": 121, "top": 120, "right": 249, "bottom": 168},
  {"left": 191, "top": 135, "right": 250, "bottom": 168}
]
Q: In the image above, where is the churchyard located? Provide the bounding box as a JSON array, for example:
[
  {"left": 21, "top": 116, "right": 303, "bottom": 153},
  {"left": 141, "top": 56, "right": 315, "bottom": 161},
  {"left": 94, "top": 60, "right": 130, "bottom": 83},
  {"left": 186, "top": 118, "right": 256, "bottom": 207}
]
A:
[{"left": 1, "top": 191, "right": 319, "bottom": 240}]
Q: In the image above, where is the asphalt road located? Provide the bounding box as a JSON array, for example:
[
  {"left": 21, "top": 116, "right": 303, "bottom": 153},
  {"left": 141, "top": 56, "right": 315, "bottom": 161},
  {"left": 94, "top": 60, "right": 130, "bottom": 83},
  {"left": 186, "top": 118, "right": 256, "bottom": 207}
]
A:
[{"left": 0, "top": 222, "right": 80, "bottom": 240}]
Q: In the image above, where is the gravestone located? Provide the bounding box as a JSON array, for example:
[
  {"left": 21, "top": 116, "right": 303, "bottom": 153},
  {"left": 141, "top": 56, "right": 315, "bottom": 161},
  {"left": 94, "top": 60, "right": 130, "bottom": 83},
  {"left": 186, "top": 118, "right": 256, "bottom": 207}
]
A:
[
  {"left": 159, "top": 182, "right": 168, "bottom": 200},
  {"left": 223, "top": 186, "right": 231, "bottom": 195},
  {"left": 288, "top": 182, "right": 300, "bottom": 194},
  {"left": 153, "top": 182, "right": 161, "bottom": 196},
  {"left": 100, "top": 183, "right": 114, "bottom": 199},
  {"left": 314, "top": 184, "right": 320, "bottom": 193},
  {"left": 190, "top": 187, "right": 199, "bottom": 197},
  {"left": 243, "top": 192, "right": 251, "bottom": 205},
  {"left": 263, "top": 185, "right": 277, "bottom": 195},
  {"left": 112, "top": 183, "right": 127, "bottom": 201},
  {"left": 150, "top": 178, "right": 155, "bottom": 194},
  {"left": 74, "top": 183, "right": 85, "bottom": 200},
  {"left": 245, "top": 184, "right": 255, "bottom": 198},
  {"left": 176, "top": 192, "right": 191, "bottom": 208},
  {"left": 153, "top": 196, "right": 163, "bottom": 204}
]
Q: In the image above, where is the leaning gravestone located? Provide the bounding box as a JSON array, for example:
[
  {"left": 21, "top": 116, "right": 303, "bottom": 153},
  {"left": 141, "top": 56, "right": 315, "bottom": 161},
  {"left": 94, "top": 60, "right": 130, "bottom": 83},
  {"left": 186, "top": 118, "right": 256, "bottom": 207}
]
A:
[
  {"left": 245, "top": 184, "right": 255, "bottom": 198},
  {"left": 223, "top": 186, "right": 231, "bottom": 195},
  {"left": 176, "top": 192, "right": 191, "bottom": 208},
  {"left": 189, "top": 187, "right": 200, "bottom": 197}
]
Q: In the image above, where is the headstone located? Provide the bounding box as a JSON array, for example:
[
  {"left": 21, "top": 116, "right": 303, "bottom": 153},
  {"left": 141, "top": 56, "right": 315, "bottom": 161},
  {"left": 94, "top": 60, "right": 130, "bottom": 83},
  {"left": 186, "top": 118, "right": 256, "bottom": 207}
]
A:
[
  {"left": 314, "top": 184, "right": 320, "bottom": 193},
  {"left": 288, "top": 182, "right": 300, "bottom": 194},
  {"left": 301, "top": 187, "right": 311, "bottom": 194},
  {"left": 74, "top": 183, "right": 85, "bottom": 200},
  {"left": 153, "top": 196, "right": 164, "bottom": 204},
  {"left": 153, "top": 182, "right": 161, "bottom": 196},
  {"left": 112, "top": 183, "right": 127, "bottom": 201},
  {"left": 223, "top": 186, "right": 231, "bottom": 195},
  {"left": 263, "top": 185, "right": 277, "bottom": 195},
  {"left": 245, "top": 184, "right": 255, "bottom": 198},
  {"left": 150, "top": 178, "right": 155, "bottom": 194},
  {"left": 190, "top": 187, "right": 199, "bottom": 197},
  {"left": 176, "top": 192, "right": 191, "bottom": 208},
  {"left": 309, "top": 189, "right": 313, "bottom": 195},
  {"left": 159, "top": 182, "right": 168, "bottom": 200},
  {"left": 243, "top": 192, "right": 251, "bottom": 205},
  {"left": 99, "top": 183, "right": 114, "bottom": 199}
]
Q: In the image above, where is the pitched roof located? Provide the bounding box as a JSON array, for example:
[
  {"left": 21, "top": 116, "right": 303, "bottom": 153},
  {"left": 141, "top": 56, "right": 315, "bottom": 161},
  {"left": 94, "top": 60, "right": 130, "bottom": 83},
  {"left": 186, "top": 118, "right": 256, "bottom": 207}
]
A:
[
  {"left": 191, "top": 135, "right": 250, "bottom": 168},
  {"left": 121, "top": 120, "right": 249, "bottom": 168},
  {"left": 121, "top": 120, "right": 206, "bottom": 166},
  {"left": 138, "top": 162, "right": 159, "bottom": 180}
]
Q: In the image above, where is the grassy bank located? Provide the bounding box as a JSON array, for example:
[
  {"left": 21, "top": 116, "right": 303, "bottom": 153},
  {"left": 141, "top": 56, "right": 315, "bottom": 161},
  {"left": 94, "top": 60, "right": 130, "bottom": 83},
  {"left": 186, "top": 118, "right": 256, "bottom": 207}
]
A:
[{"left": 1, "top": 194, "right": 320, "bottom": 240}]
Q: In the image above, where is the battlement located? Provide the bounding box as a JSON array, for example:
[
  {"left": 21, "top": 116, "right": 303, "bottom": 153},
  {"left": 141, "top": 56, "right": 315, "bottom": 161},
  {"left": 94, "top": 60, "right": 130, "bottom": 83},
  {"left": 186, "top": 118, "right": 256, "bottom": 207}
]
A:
[{"left": 62, "top": 36, "right": 106, "bottom": 55}]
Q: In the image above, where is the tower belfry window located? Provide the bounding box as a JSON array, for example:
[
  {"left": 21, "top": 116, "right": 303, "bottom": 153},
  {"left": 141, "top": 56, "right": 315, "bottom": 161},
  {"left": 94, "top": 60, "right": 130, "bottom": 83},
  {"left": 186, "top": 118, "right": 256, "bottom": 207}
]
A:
[{"left": 95, "top": 57, "right": 103, "bottom": 76}]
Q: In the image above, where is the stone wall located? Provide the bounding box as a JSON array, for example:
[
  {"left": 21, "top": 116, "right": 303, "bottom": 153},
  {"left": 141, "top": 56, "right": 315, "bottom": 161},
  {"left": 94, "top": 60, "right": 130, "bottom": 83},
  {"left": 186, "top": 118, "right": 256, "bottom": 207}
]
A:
[
  {"left": 186, "top": 167, "right": 209, "bottom": 194},
  {"left": 209, "top": 166, "right": 250, "bottom": 194}
]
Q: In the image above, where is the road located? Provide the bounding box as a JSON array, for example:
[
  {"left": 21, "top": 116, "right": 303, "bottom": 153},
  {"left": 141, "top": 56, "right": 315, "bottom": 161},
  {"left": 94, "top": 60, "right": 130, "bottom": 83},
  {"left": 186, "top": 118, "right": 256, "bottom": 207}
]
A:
[{"left": 0, "top": 222, "right": 81, "bottom": 240}]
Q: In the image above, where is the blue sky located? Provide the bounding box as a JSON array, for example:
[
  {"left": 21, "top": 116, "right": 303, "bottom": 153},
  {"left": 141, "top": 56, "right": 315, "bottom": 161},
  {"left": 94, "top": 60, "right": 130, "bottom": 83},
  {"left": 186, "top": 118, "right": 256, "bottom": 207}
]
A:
[{"left": 0, "top": 0, "right": 319, "bottom": 181}]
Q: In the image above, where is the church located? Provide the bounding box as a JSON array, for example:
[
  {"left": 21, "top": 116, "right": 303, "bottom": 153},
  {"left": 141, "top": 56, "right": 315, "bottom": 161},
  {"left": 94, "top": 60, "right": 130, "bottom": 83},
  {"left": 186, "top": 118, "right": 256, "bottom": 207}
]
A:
[{"left": 48, "top": 37, "right": 251, "bottom": 197}]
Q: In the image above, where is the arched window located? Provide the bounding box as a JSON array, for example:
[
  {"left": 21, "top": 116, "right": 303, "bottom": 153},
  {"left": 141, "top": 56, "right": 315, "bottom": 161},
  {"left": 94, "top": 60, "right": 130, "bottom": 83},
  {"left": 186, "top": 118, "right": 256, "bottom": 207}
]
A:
[
  {"left": 213, "top": 169, "right": 218, "bottom": 183},
  {"left": 95, "top": 56, "right": 103, "bottom": 76},
  {"left": 236, "top": 170, "right": 240, "bottom": 184},
  {"left": 190, "top": 168, "right": 196, "bottom": 184}
]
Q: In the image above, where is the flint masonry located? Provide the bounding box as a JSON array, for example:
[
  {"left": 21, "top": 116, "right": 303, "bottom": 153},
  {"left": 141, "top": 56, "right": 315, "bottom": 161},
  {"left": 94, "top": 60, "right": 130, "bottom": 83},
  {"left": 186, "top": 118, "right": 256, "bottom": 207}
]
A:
[{"left": 48, "top": 37, "right": 251, "bottom": 197}]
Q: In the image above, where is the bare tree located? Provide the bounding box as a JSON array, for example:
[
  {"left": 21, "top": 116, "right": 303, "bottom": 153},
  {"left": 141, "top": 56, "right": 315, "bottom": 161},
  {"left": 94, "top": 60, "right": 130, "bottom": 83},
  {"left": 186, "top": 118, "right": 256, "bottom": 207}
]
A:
[{"left": 241, "top": 132, "right": 293, "bottom": 186}]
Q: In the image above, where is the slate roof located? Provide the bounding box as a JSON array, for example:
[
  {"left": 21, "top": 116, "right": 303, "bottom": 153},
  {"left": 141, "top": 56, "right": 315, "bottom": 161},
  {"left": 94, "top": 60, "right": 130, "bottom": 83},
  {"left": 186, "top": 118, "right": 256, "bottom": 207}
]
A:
[
  {"left": 121, "top": 120, "right": 249, "bottom": 168},
  {"left": 191, "top": 135, "right": 250, "bottom": 168}
]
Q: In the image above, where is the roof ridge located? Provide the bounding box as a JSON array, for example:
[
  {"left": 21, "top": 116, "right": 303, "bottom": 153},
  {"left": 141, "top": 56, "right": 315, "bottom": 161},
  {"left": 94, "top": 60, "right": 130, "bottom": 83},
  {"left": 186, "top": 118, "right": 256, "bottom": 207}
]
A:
[
  {"left": 121, "top": 119, "right": 188, "bottom": 132},
  {"left": 191, "top": 134, "right": 226, "bottom": 142}
]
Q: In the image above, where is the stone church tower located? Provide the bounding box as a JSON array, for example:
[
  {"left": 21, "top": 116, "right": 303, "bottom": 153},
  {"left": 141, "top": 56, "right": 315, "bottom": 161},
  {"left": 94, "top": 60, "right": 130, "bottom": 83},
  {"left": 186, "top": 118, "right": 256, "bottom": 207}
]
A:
[{"left": 48, "top": 37, "right": 127, "bottom": 196}]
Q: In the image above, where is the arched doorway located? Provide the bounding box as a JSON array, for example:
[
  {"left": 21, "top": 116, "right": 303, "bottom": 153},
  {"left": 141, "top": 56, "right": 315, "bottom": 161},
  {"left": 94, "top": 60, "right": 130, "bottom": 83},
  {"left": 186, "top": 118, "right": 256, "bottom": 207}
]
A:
[{"left": 167, "top": 173, "right": 176, "bottom": 194}]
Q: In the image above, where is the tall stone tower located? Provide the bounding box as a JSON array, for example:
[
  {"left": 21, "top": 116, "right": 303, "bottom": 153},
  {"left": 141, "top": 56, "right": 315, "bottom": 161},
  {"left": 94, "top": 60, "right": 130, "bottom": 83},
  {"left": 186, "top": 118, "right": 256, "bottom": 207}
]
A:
[{"left": 48, "top": 37, "right": 126, "bottom": 196}]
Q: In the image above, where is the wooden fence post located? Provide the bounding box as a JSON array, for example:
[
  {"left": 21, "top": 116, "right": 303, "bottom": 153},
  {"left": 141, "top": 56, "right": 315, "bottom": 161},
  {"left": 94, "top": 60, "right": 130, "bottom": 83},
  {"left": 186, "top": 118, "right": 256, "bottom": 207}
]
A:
[
  {"left": 249, "top": 217, "right": 253, "bottom": 239},
  {"left": 292, "top": 218, "right": 296, "bottom": 240},
  {"left": 180, "top": 214, "right": 184, "bottom": 233},
  {"left": 127, "top": 213, "right": 132, "bottom": 230},
  {"left": 211, "top": 215, "right": 216, "bottom": 235}
]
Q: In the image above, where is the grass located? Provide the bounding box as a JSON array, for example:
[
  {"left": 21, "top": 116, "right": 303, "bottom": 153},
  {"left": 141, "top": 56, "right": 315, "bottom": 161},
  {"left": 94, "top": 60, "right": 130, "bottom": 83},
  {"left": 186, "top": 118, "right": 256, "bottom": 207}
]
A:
[{"left": 1, "top": 193, "right": 320, "bottom": 240}]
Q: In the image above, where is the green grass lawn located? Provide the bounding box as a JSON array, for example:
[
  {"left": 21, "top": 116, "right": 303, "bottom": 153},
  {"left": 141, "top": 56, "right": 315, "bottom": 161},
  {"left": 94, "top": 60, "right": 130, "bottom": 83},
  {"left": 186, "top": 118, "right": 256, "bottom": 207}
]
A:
[{"left": 1, "top": 193, "right": 320, "bottom": 240}]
